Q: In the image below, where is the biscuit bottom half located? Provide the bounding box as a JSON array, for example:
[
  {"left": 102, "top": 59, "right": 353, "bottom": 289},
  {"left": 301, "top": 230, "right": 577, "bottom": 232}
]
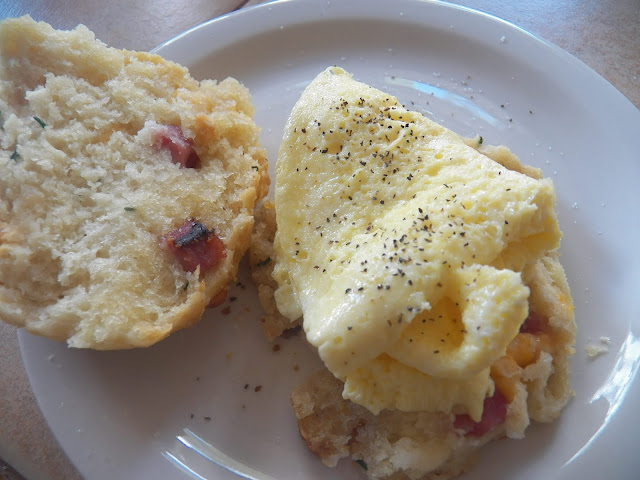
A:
[{"left": 249, "top": 142, "right": 575, "bottom": 480}]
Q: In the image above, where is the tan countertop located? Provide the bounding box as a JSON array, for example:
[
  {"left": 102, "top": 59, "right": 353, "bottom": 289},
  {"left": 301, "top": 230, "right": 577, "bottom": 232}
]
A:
[{"left": 0, "top": 1, "right": 638, "bottom": 479}]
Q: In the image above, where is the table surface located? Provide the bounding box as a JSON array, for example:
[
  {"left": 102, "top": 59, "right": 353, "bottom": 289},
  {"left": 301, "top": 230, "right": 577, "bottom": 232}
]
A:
[{"left": 0, "top": 1, "right": 638, "bottom": 479}]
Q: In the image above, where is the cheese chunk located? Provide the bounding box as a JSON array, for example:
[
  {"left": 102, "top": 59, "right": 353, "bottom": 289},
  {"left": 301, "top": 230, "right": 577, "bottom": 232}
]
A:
[{"left": 273, "top": 67, "right": 560, "bottom": 417}]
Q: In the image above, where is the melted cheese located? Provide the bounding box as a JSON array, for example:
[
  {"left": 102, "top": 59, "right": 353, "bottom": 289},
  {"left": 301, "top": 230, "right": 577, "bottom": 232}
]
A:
[{"left": 273, "top": 67, "right": 560, "bottom": 419}]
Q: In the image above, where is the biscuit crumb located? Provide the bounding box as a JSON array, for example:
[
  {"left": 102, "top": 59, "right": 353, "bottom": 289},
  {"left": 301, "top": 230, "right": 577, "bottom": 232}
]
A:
[{"left": 586, "top": 337, "right": 610, "bottom": 358}]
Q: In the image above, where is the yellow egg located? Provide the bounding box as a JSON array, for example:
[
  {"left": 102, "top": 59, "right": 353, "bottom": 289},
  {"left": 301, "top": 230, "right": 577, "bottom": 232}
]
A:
[{"left": 273, "top": 66, "right": 560, "bottom": 417}]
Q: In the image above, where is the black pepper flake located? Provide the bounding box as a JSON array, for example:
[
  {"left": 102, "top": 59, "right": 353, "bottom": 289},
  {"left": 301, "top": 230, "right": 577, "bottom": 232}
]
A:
[
  {"left": 204, "top": 416, "right": 212, "bottom": 421},
  {"left": 124, "top": 206, "right": 136, "bottom": 211},
  {"left": 34, "top": 116, "right": 46, "bottom": 128},
  {"left": 356, "top": 459, "right": 368, "bottom": 470},
  {"left": 10, "top": 148, "right": 19, "bottom": 162}
]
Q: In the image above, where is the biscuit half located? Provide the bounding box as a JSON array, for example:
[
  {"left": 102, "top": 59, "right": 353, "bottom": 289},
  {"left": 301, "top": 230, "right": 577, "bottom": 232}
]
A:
[{"left": 0, "top": 16, "right": 269, "bottom": 349}]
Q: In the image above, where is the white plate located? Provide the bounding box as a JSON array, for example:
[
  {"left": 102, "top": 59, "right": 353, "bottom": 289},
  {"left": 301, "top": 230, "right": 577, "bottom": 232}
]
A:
[{"left": 19, "top": 1, "right": 640, "bottom": 479}]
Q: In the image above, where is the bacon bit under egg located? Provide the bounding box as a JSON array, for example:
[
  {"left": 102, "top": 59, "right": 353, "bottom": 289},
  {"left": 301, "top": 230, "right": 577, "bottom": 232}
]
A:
[
  {"left": 453, "top": 390, "right": 507, "bottom": 437},
  {"left": 519, "top": 311, "right": 549, "bottom": 334},
  {"left": 162, "top": 218, "right": 226, "bottom": 275},
  {"left": 153, "top": 125, "right": 201, "bottom": 168}
]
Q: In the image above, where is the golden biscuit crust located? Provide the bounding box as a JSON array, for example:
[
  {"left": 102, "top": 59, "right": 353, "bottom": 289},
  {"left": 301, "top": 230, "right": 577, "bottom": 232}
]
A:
[{"left": 248, "top": 200, "right": 301, "bottom": 341}]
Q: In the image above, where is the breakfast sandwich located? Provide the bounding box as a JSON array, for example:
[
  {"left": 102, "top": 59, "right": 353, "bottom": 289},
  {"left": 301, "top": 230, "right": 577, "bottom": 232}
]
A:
[
  {"left": 250, "top": 67, "right": 575, "bottom": 479},
  {"left": 0, "top": 16, "right": 268, "bottom": 349}
]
